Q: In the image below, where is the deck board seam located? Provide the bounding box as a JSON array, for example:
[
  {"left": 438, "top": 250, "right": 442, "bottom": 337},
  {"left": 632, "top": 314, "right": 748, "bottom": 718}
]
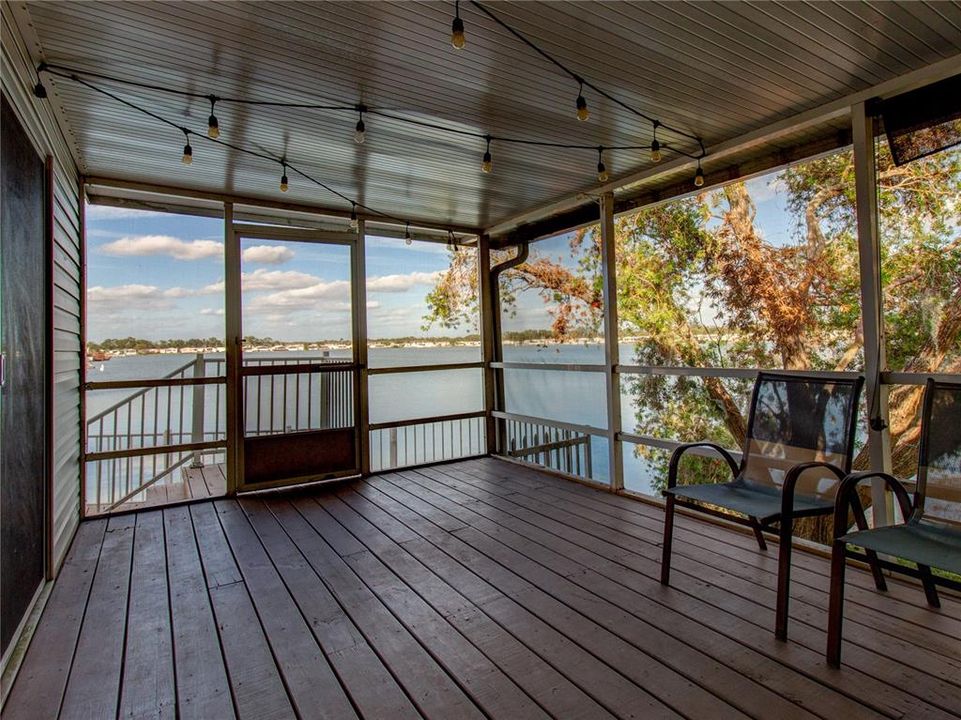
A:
[
  {"left": 440, "top": 461, "right": 961, "bottom": 676},
  {"left": 398, "top": 465, "right": 956, "bottom": 720}
]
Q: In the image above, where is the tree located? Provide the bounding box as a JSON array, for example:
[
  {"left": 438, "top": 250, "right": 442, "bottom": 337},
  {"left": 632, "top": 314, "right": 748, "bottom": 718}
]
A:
[{"left": 425, "top": 145, "right": 961, "bottom": 542}]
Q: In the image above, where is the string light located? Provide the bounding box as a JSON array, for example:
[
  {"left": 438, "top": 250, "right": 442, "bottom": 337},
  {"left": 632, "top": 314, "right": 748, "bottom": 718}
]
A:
[
  {"left": 451, "top": 0, "right": 466, "bottom": 49},
  {"left": 596, "top": 147, "right": 609, "bottom": 183},
  {"left": 207, "top": 96, "right": 220, "bottom": 138},
  {"left": 33, "top": 79, "right": 47, "bottom": 98},
  {"left": 354, "top": 107, "right": 366, "bottom": 144},
  {"left": 349, "top": 203, "right": 359, "bottom": 230},
  {"left": 694, "top": 159, "right": 705, "bottom": 188},
  {"left": 575, "top": 81, "right": 589, "bottom": 122},
  {"left": 280, "top": 162, "right": 289, "bottom": 192},
  {"left": 38, "top": 63, "right": 708, "bottom": 193},
  {"left": 181, "top": 128, "right": 193, "bottom": 165},
  {"left": 405, "top": 222, "right": 413, "bottom": 244}
]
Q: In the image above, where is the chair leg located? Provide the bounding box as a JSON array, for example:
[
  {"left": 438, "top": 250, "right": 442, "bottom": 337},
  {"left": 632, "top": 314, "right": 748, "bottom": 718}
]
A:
[
  {"left": 826, "top": 539, "right": 847, "bottom": 667},
  {"left": 661, "top": 495, "right": 676, "bottom": 586},
  {"left": 848, "top": 497, "right": 887, "bottom": 592},
  {"left": 748, "top": 516, "right": 768, "bottom": 551},
  {"left": 775, "top": 515, "right": 794, "bottom": 641},
  {"left": 918, "top": 564, "right": 941, "bottom": 608}
]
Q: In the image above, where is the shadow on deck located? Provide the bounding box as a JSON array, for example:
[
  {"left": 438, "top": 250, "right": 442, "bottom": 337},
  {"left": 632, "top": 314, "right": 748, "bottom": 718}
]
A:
[{"left": 9, "top": 457, "right": 961, "bottom": 719}]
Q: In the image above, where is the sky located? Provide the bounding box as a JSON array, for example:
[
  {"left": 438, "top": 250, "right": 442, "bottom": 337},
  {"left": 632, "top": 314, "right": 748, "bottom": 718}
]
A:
[
  {"left": 85, "top": 171, "right": 796, "bottom": 343},
  {"left": 86, "top": 205, "right": 474, "bottom": 342}
]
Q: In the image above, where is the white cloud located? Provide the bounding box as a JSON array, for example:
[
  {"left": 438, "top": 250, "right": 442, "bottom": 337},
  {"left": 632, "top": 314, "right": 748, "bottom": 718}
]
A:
[
  {"left": 242, "top": 245, "right": 295, "bottom": 265},
  {"left": 100, "top": 235, "right": 223, "bottom": 261},
  {"left": 85, "top": 205, "right": 163, "bottom": 220},
  {"left": 248, "top": 280, "right": 352, "bottom": 310},
  {"left": 200, "top": 308, "right": 225, "bottom": 316},
  {"left": 87, "top": 284, "right": 177, "bottom": 311},
  {"left": 240, "top": 268, "right": 319, "bottom": 291},
  {"left": 367, "top": 270, "right": 442, "bottom": 293}
]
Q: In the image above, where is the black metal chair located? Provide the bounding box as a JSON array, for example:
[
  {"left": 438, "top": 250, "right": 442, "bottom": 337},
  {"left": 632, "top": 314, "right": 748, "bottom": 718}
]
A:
[
  {"left": 827, "top": 378, "right": 961, "bottom": 667},
  {"left": 661, "top": 371, "right": 866, "bottom": 640}
]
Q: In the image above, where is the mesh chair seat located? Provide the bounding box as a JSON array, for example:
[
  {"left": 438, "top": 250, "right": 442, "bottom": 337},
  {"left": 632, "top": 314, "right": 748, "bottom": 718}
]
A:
[
  {"left": 839, "top": 520, "right": 961, "bottom": 575},
  {"left": 666, "top": 481, "right": 834, "bottom": 523}
]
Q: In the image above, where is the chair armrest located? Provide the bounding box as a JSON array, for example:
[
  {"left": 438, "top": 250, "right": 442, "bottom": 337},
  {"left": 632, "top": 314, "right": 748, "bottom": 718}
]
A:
[
  {"left": 667, "top": 442, "right": 739, "bottom": 489},
  {"left": 832, "top": 471, "right": 915, "bottom": 539},
  {"left": 780, "top": 461, "right": 848, "bottom": 517}
]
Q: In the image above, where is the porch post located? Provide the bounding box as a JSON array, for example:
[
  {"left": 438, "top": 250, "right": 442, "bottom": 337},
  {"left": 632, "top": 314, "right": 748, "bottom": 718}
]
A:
[
  {"left": 478, "top": 234, "right": 498, "bottom": 455},
  {"left": 353, "top": 220, "right": 370, "bottom": 475},
  {"left": 223, "top": 202, "right": 243, "bottom": 494},
  {"left": 600, "top": 192, "right": 624, "bottom": 491},
  {"left": 852, "top": 101, "right": 893, "bottom": 525}
]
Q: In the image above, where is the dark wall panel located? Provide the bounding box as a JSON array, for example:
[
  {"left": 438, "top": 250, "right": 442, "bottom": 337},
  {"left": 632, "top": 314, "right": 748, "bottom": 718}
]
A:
[{"left": 1, "top": 92, "right": 48, "bottom": 656}]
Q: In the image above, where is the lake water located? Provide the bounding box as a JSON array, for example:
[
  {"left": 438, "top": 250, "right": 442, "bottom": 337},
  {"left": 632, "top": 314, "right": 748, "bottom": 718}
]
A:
[{"left": 86, "top": 343, "right": 663, "bottom": 496}]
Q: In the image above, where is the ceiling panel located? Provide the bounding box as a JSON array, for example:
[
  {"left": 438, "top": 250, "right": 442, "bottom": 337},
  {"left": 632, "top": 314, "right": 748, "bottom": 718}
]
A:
[{"left": 20, "top": 0, "right": 961, "bottom": 230}]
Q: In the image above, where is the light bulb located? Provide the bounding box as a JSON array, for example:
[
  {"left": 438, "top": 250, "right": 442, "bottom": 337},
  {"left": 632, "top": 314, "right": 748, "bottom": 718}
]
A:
[
  {"left": 405, "top": 236, "right": 413, "bottom": 245},
  {"left": 355, "top": 118, "right": 366, "bottom": 144},
  {"left": 482, "top": 151, "right": 492, "bottom": 174},
  {"left": 576, "top": 94, "right": 589, "bottom": 122},
  {"left": 694, "top": 166, "right": 705, "bottom": 187},
  {"left": 181, "top": 143, "right": 193, "bottom": 165},
  {"left": 451, "top": 16, "right": 466, "bottom": 49},
  {"left": 207, "top": 114, "right": 219, "bottom": 139},
  {"left": 280, "top": 173, "right": 289, "bottom": 192},
  {"left": 597, "top": 162, "right": 609, "bottom": 183},
  {"left": 33, "top": 81, "right": 47, "bottom": 99},
  {"left": 404, "top": 224, "right": 412, "bottom": 244},
  {"left": 349, "top": 207, "right": 358, "bottom": 230},
  {"left": 650, "top": 138, "right": 661, "bottom": 163}
]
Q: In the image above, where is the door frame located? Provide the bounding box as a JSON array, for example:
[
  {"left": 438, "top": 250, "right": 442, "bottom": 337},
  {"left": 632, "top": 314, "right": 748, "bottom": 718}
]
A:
[{"left": 225, "top": 219, "right": 367, "bottom": 493}]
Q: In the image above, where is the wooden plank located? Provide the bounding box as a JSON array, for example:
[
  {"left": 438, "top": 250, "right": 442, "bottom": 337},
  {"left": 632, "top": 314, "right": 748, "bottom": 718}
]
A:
[
  {"left": 376, "top": 473, "right": 778, "bottom": 720},
  {"left": 239, "top": 498, "right": 422, "bottom": 720},
  {"left": 323, "top": 490, "right": 619, "bottom": 720},
  {"left": 119, "top": 511, "right": 176, "bottom": 719},
  {"left": 450, "top": 461, "right": 961, "bottom": 677},
  {"left": 424, "top": 462, "right": 961, "bottom": 718},
  {"left": 163, "top": 505, "right": 235, "bottom": 720},
  {"left": 59, "top": 514, "right": 136, "bottom": 720},
  {"left": 209, "top": 581, "right": 294, "bottom": 720},
  {"left": 357, "top": 477, "right": 691, "bottom": 719},
  {"left": 190, "top": 501, "right": 242, "bottom": 588},
  {"left": 191, "top": 503, "right": 294, "bottom": 720},
  {"left": 185, "top": 467, "right": 209, "bottom": 499},
  {"left": 466, "top": 459, "right": 961, "bottom": 653},
  {"left": 201, "top": 464, "right": 227, "bottom": 496},
  {"left": 215, "top": 499, "right": 359, "bottom": 720},
  {"left": 2, "top": 520, "right": 107, "bottom": 720},
  {"left": 478, "top": 457, "right": 961, "bottom": 620},
  {"left": 293, "top": 497, "right": 548, "bottom": 720},
  {"left": 267, "top": 496, "right": 486, "bottom": 720}
]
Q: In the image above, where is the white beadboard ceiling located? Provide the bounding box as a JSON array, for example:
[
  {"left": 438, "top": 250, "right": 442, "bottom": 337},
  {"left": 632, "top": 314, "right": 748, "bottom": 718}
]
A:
[{"left": 17, "top": 0, "right": 961, "bottom": 232}]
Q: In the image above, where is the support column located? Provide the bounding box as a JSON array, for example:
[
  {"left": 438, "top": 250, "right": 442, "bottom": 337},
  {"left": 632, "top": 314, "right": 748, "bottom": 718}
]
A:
[
  {"left": 223, "top": 203, "right": 242, "bottom": 494},
  {"left": 478, "top": 235, "right": 497, "bottom": 455},
  {"left": 852, "top": 102, "right": 893, "bottom": 525},
  {"left": 353, "top": 220, "right": 370, "bottom": 475},
  {"left": 600, "top": 192, "right": 624, "bottom": 491}
]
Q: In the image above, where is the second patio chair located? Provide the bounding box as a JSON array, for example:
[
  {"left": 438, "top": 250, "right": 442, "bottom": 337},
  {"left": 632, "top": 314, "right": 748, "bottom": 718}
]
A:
[
  {"left": 660, "top": 371, "right": 866, "bottom": 640},
  {"left": 827, "top": 378, "right": 961, "bottom": 667}
]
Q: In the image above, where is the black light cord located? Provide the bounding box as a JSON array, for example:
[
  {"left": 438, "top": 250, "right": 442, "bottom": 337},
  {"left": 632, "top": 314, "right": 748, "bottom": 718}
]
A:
[
  {"left": 38, "top": 61, "right": 704, "bottom": 160},
  {"left": 468, "top": 0, "right": 706, "bottom": 157},
  {"left": 53, "top": 69, "right": 420, "bottom": 230}
]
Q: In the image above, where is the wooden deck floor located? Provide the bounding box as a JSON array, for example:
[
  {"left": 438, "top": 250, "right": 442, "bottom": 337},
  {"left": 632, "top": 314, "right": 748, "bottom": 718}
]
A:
[{"left": 8, "top": 458, "right": 961, "bottom": 720}]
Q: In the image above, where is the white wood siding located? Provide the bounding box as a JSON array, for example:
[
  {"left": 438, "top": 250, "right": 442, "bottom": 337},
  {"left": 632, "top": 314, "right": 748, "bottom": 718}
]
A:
[{"left": 2, "top": 3, "right": 83, "bottom": 574}]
